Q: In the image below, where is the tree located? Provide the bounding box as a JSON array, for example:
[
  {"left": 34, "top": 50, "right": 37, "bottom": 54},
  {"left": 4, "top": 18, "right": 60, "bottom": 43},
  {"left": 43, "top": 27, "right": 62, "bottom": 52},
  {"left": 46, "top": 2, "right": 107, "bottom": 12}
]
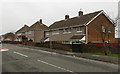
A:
[{"left": 95, "top": 20, "right": 114, "bottom": 55}]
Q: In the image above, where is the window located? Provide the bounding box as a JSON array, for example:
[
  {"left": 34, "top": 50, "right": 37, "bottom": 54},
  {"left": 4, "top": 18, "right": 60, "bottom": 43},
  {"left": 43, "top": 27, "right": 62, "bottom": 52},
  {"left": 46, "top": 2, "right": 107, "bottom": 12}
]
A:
[
  {"left": 63, "top": 28, "right": 71, "bottom": 34},
  {"left": 52, "top": 30, "right": 59, "bottom": 35},
  {"left": 63, "top": 41, "right": 72, "bottom": 44},
  {"left": 17, "top": 33, "right": 22, "bottom": 36},
  {"left": 76, "top": 27, "right": 82, "bottom": 32},
  {"left": 46, "top": 32, "right": 49, "bottom": 35},
  {"left": 28, "top": 31, "right": 32, "bottom": 34},
  {"left": 102, "top": 26, "right": 105, "bottom": 32},
  {"left": 108, "top": 26, "right": 111, "bottom": 33},
  {"left": 25, "top": 31, "right": 28, "bottom": 34}
]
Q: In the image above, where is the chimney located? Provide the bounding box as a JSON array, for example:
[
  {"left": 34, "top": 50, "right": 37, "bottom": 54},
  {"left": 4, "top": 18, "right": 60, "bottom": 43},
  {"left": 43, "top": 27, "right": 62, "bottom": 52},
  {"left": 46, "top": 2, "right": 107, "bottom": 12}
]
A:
[
  {"left": 65, "top": 15, "right": 69, "bottom": 19},
  {"left": 78, "top": 11, "right": 83, "bottom": 16},
  {"left": 40, "top": 19, "right": 42, "bottom": 24}
]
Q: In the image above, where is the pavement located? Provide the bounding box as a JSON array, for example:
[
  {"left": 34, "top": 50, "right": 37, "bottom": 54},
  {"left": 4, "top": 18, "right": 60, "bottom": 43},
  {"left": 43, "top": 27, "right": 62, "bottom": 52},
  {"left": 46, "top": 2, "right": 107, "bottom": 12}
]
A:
[{"left": 1, "top": 43, "right": 119, "bottom": 73}]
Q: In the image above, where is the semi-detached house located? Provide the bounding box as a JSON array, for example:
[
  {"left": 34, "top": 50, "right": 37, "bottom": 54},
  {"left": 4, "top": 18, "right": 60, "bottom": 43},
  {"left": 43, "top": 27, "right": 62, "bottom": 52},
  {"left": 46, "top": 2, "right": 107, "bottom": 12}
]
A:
[
  {"left": 25, "top": 19, "right": 48, "bottom": 42},
  {"left": 15, "top": 19, "right": 48, "bottom": 42},
  {"left": 44, "top": 10, "right": 115, "bottom": 44},
  {"left": 15, "top": 25, "right": 29, "bottom": 42}
]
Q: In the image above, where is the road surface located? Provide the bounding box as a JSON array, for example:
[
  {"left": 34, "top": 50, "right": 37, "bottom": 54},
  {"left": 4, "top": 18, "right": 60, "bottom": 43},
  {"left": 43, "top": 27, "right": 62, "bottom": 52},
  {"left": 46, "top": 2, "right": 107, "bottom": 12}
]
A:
[{"left": 1, "top": 44, "right": 118, "bottom": 73}]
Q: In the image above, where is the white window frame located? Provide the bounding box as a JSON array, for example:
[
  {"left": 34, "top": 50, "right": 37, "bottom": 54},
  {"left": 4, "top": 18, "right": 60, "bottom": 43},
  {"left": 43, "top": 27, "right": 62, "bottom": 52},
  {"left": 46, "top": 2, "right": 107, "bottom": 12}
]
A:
[
  {"left": 76, "top": 27, "right": 82, "bottom": 32},
  {"left": 17, "top": 33, "right": 22, "bottom": 36},
  {"left": 28, "top": 31, "right": 32, "bottom": 34},
  {"left": 46, "top": 32, "right": 50, "bottom": 36},
  {"left": 25, "top": 31, "right": 28, "bottom": 34},
  {"left": 63, "top": 28, "right": 71, "bottom": 34},
  {"left": 52, "top": 30, "right": 59, "bottom": 35},
  {"left": 108, "top": 26, "right": 111, "bottom": 33},
  {"left": 102, "top": 26, "right": 105, "bottom": 33}
]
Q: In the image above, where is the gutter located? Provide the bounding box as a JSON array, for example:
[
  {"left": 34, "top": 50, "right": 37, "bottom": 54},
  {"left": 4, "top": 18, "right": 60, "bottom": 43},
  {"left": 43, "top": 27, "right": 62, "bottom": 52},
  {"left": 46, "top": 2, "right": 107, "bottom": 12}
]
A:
[{"left": 44, "top": 24, "right": 85, "bottom": 31}]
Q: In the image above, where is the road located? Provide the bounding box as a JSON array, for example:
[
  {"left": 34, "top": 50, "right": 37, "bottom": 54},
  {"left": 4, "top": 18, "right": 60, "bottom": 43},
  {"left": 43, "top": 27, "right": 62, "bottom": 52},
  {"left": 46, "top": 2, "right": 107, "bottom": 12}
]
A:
[{"left": 1, "top": 44, "right": 118, "bottom": 73}]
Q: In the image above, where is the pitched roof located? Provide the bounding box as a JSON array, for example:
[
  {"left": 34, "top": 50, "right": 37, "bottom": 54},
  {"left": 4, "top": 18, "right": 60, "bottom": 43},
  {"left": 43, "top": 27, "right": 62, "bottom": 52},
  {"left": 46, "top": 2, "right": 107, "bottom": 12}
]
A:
[
  {"left": 49, "top": 10, "right": 102, "bottom": 29},
  {"left": 16, "top": 25, "right": 29, "bottom": 33},
  {"left": 28, "top": 21, "right": 48, "bottom": 31}
]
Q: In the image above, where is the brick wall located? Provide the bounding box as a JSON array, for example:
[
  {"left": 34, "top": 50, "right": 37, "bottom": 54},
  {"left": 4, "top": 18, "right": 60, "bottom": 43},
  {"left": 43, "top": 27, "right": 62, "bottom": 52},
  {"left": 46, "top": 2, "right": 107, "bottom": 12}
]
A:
[{"left": 87, "top": 13, "right": 115, "bottom": 43}]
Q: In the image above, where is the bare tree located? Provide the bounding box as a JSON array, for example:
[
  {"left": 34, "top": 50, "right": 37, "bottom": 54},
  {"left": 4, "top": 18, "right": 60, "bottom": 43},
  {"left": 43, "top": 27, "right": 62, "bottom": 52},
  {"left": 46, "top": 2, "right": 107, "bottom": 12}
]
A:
[{"left": 95, "top": 20, "right": 114, "bottom": 55}]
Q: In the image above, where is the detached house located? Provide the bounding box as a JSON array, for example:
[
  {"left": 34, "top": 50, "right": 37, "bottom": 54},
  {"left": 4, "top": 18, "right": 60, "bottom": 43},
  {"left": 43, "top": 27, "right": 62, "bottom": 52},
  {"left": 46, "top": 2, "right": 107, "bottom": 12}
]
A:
[
  {"left": 15, "top": 25, "right": 29, "bottom": 42},
  {"left": 45, "top": 10, "right": 115, "bottom": 44},
  {"left": 25, "top": 19, "right": 48, "bottom": 42}
]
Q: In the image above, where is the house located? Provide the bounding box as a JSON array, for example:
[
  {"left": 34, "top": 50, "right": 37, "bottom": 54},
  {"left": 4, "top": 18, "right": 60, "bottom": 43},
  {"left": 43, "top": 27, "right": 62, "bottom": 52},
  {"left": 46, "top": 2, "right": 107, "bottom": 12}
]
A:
[
  {"left": 44, "top": 10, "right": 115, "bottom": 44},
  {"left": 25, "top": 19, "right": 48, "bottom": 42},
  {"left": 3, "top": 32, "right": 16, "bottom": 41},
  {"left": 15, "top": 25, "right": 29, "bottom": 42}
]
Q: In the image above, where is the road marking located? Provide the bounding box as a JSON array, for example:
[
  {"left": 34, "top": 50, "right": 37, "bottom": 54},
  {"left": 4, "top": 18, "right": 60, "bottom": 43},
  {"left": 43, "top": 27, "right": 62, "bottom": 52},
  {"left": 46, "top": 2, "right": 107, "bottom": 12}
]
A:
[
  {"left": 37, "top": 59, "right": 74, "bottom": 73},
  {"left": 0, "top": 48, "right": 9, "bottom": 52},
  {"left": 13, "top": 51, "right": 28, "bottom": 57},
  {"left": 30, "top": 49, "right": 57, "bottom": 55}
]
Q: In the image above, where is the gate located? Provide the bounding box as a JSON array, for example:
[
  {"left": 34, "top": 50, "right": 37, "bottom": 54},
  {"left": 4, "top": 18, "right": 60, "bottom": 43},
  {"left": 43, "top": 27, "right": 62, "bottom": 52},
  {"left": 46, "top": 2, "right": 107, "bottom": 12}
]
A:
[{"left": 72, "top": 44, "right": 83, "bottom": 53}]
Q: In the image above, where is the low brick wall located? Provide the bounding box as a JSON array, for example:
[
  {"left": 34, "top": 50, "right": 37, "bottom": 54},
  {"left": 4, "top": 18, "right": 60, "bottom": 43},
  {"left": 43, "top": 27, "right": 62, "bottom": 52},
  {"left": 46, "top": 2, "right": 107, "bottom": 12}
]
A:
[
  {"left": 22, "top": 42, "right": 36, "bottom": 46},
  {"left": 2, "top": 41, "right": 22, "bottom": 44}
]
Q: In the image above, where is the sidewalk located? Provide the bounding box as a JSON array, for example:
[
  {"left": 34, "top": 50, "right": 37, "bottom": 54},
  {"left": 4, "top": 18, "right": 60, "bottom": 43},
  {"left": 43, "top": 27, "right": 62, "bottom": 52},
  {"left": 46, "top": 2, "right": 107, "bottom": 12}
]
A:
[{"left": 14, "top": 44, "right": 119, "bottom": 64}]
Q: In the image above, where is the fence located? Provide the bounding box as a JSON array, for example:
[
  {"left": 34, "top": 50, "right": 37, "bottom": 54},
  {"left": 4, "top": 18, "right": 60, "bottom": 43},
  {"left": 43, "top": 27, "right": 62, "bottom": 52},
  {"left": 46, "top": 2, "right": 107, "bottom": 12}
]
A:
[
  {"left": 36, "top": 41, "right": 72, "bottom": 51},
  {"left": 2, "top": 41, "right": 120, "bottom": 54}
]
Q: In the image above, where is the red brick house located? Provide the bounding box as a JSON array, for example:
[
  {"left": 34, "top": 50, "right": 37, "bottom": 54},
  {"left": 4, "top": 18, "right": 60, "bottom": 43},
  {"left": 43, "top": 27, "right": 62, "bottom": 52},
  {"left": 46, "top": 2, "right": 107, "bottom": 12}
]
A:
[
  {"left": 15, "top": 25, "right": 29, "bottom": 42},
  {"left": 44, "top": 10, "right": 115, "bottom": 44}
]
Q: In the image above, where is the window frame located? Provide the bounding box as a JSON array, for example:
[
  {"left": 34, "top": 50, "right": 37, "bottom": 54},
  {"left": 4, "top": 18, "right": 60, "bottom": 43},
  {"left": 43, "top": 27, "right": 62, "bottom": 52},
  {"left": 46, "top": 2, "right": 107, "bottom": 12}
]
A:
[
  {"left": 76, "top": 27, "right": 82, "bottom": 32},
  {"left": 102, "top": 26, "right": 105, "bottom": 33},
  {"left": 63, "top": 28, "right": 71, "bottom": 34},
  {"left": 52, "top": 30, "right": 59, "bottom": 35},
  {"left": 46, "top": 32, "right": 50, "bottom": 36}
]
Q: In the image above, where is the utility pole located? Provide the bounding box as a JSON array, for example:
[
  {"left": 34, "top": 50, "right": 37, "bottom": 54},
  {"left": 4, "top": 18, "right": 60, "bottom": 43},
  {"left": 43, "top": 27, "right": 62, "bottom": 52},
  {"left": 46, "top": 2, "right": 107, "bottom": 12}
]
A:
[{"left": 50, "top": 40, "right": 52, "bottom": 49}]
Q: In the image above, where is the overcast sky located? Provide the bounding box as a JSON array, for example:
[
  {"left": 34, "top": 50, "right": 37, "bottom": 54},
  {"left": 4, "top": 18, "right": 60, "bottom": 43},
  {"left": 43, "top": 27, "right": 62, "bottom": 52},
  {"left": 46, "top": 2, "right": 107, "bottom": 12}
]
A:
[{"left": 0, "top": 0, "right": 119, "bottom": 36}]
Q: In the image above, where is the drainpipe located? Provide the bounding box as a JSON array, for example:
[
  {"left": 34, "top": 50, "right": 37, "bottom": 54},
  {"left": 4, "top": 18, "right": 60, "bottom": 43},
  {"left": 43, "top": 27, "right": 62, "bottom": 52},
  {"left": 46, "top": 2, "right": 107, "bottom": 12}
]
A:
[
  {"left": 85, "top": 25, "right": 88, "bottom": 44},
  {"left": 44, "top": 30, "right": 45, "bottom": 38},
  {"left": 34, "top": 31, "right": 35, "bottom": 42}
]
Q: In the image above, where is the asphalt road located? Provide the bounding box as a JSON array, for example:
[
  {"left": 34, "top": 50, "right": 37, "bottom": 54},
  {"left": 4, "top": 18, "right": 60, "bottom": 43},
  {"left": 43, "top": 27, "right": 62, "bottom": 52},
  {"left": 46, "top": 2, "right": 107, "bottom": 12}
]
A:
[{"left": 1, "top": 44, "right": 119, "bottom": 73}]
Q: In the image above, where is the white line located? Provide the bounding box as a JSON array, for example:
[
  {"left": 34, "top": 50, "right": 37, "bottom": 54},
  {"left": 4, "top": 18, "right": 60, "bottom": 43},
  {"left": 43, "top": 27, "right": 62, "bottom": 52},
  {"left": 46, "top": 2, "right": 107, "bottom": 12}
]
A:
[
  {"left": 37, "top": 59, "right": 74, "bottom": 73},
  {"left": 0, "top": 49, "right": 9, "bottom": 52},
  {"left": 13, "top": 51, "right": 28, "bottom": 57},
  {"left": 29, "top": 49, "right": 57, "bottom": 55}
]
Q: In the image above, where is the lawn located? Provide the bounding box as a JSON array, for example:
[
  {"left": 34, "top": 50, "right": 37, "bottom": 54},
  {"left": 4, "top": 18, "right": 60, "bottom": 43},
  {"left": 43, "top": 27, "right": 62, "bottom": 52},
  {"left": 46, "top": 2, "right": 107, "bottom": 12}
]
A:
[{"left": 86, "top": 52, "right": 120, "bottom": 58}]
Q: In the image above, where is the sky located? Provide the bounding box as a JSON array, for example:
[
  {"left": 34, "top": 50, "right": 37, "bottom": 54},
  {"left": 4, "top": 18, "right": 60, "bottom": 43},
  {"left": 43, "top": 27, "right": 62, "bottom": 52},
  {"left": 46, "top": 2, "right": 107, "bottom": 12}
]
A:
[{"left": 0, "top": 0, "right": 119, "bottom": 36}]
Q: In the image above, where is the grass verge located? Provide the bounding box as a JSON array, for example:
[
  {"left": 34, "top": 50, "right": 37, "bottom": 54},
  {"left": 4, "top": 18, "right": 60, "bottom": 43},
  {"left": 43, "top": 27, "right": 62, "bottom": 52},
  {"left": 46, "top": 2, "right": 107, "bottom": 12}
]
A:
[{"left": 85, "top": 52, "right": 120, "bottom": 58}]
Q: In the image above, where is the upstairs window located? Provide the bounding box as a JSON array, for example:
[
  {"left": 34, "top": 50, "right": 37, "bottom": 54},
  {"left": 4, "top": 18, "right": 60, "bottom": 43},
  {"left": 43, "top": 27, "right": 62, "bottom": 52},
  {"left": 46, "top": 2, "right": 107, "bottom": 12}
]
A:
[
  {"left": 102, "top": 26, "right": 105, "bottom": 33},
  {"left": 28, "top": 31, "right": 32, "bottom": 34},
  {"left": 108, "top": 26, "right": 111, "bottom": 33},
  {"left": 76, "top": 27, "right": 82, "bottom": 32},
  {"left": 46, "top": 32, "right": 49, "bottom": 36},
  {"left": 25, "top": 31, "right": 28, "bottom": 34},
  {"left": 63, "top": 28, "right": 71, "bottom": 34},
  {"left": 17, "top": 33, "right": 22, "bottom": 36},
  {"left": 52, "top": 30, "right": 59, "bottom": 35}
]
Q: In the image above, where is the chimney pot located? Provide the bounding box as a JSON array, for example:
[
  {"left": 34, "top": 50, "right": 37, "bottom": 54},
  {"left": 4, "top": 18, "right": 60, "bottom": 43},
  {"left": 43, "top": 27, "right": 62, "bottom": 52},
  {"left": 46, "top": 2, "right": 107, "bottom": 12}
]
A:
[
  {"left": 65, "top": 15, "right": 69, "bottom": 19},
  {"left": 79, "top": 11, "right": 83, "bottom": 16},
  {"left": 40, "top": 19, "right": 42, "bottom": 24}
]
